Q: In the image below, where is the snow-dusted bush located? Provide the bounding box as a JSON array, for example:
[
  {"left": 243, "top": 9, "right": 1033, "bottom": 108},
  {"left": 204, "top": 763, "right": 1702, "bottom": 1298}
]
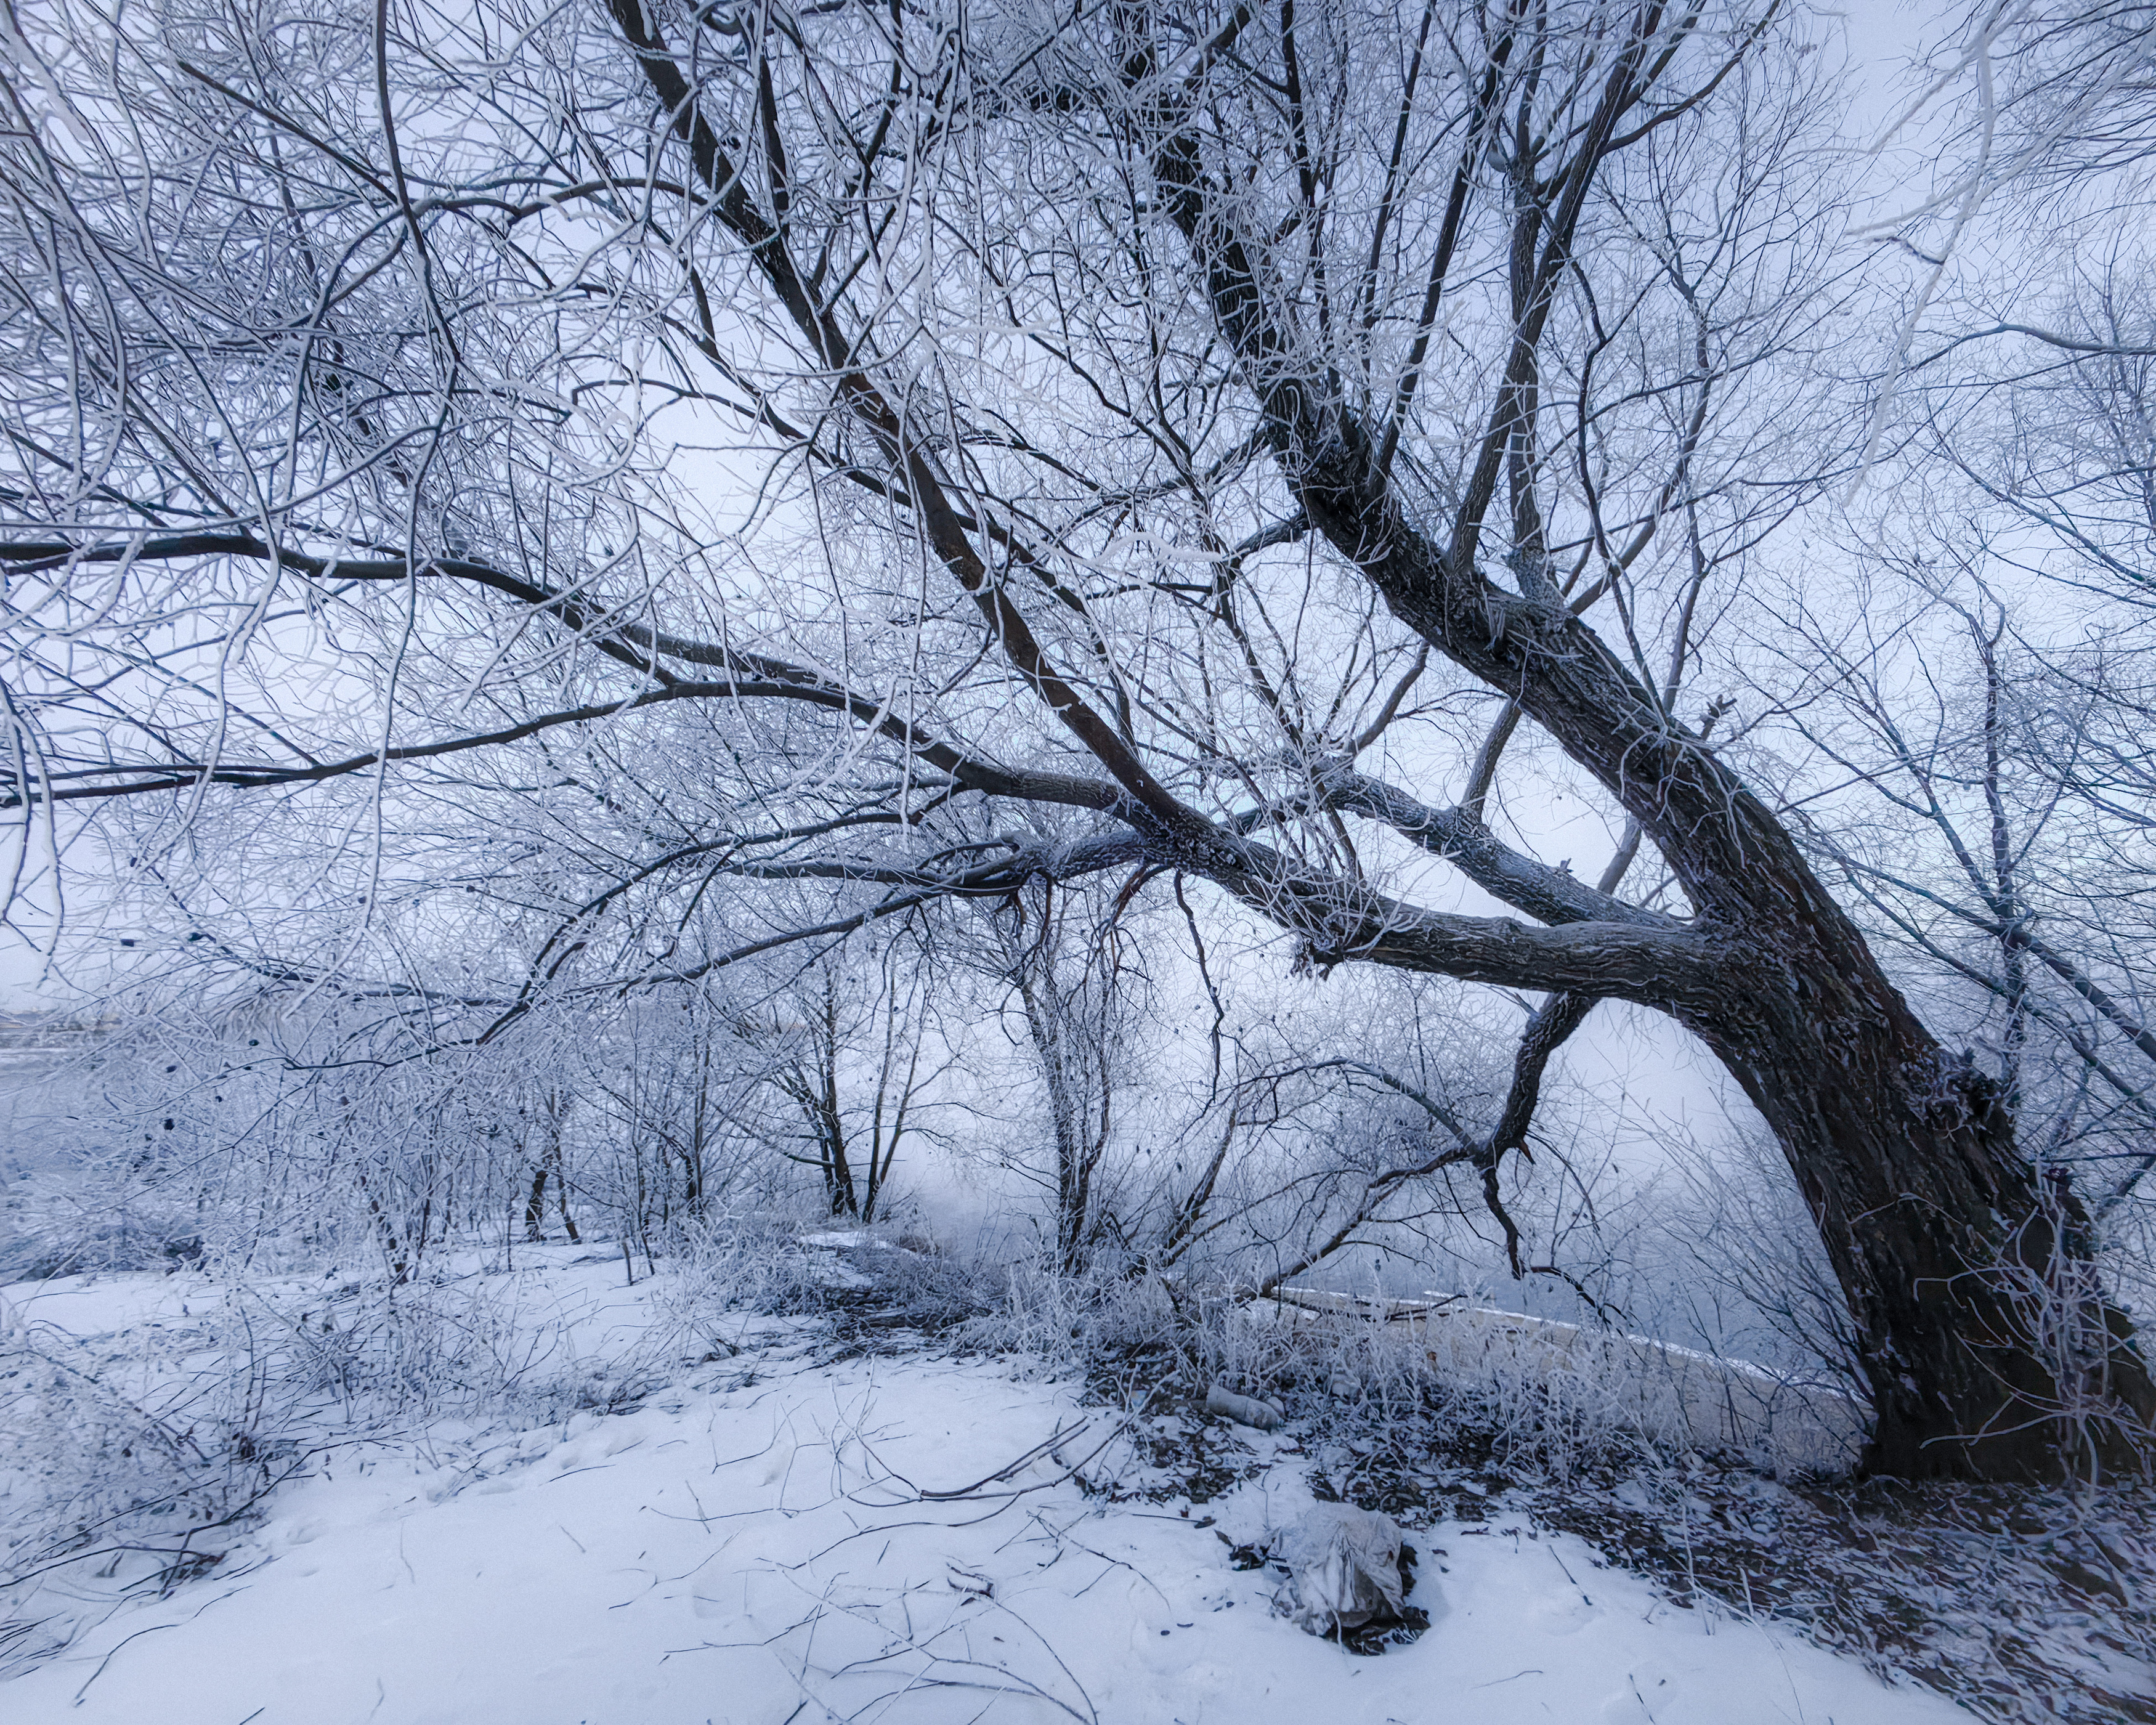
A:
[
  {"left": 0, "top": 1291, "right": 283, "bottom": 1675},
  {"left": 0, "top": 1168, "right": 206, "bottom": 1282},
  {"left": 967, "top": 1256, "right": 1181, "bottom": 1374},
  {"left": 970, "top": 1256, "right": 1862, "bottom": 1480},
  {"left": 645, "top": 1213, "right": 845, "bottom": 1339}
]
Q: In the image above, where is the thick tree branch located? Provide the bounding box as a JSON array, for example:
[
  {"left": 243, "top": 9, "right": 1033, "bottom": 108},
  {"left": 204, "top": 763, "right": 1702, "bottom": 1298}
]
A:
[
  {"left": 607, "top": 0, "right": 1213, "bottom": 844},
  {"left": 1198, "top": 855, "right": 1722, "bottom": 1005},
  {"left": 1319, "top": 764, "right": 1677, "bottom": 929},
  {"left": 0, "top": 534, "right": 1131, "bottom": 818},
  {"left": 1487, "top": 989, "right": 1599, "bottom": 1158},
  {"left": 1145, "top": 7, "right": 1836, "bottom": 940}
]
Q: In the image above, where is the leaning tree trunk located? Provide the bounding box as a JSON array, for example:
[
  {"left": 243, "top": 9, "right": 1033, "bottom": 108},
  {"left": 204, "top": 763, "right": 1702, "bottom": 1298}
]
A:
[{"left": 1686, "top": 892, "right": 2156, "bottom": 1480}]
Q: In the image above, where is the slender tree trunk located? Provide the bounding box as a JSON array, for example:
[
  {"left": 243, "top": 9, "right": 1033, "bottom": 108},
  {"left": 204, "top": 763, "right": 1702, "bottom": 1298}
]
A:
[
  {"left": 684, "top": 1053, "right": 710, "bottom": 1216},
  {"left": 543, "top": 1094, "right": 580, "bottom": 1243},
  {"left": 821, "top": 1095, "right": 856, "bottom": 1217},
  {"left": 817, "top": 1078, "right": 856, "bottom": 1219},
  {"left": 1015, "top": 953, "right": 1098, "bottom": 1274},
  {"left": 524, "top": 1167, "right": 550, "bottom": 1243}
]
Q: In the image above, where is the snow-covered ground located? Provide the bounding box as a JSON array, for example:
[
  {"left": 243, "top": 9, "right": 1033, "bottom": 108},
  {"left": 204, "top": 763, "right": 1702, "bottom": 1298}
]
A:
[{"left": 2, "top": 1252, "right": 1969, "bottom": 1723}]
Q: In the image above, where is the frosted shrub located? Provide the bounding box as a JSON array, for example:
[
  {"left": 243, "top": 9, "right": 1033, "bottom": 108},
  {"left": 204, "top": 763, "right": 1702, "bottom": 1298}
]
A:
[
  {"left": 647, "top": 1214, "right": 840, "bottom": 1336},
  {"left": 971, "top": 1262, "right": 1863, "bottom": 1480},
  {"left": 206, "top": 1270, "right": 606, "bottom": 1427},
  {"left": 0, "top": 1297, "right": 269, "bottom": 1674},
  {"left": 0, "top": 1164, "right": 209, "bottom": 1282},
  {"left": 965, "top": 1256, "right": 1181, "bottom": 1380}
]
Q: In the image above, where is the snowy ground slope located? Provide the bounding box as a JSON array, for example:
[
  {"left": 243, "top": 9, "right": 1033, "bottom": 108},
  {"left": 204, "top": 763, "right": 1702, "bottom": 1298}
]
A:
[{"left": 1, "top": 1266, "right": 1965, "bottom": 1725}]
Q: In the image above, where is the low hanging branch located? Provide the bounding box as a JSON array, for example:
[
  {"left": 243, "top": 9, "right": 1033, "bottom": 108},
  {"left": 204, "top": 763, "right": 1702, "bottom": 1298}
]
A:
[{"left": 1258, "top": 980, "right": 1603, "bottom": 1293}]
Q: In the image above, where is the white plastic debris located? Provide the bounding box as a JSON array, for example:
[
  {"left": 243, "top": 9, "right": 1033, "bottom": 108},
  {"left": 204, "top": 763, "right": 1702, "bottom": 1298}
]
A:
[
  {"left": 1271, "top": 1503, "right": 1407, "bottom": 1634},
  {"left": 1204, "top": 1383, "right": 1285, "bottom": 1430}
]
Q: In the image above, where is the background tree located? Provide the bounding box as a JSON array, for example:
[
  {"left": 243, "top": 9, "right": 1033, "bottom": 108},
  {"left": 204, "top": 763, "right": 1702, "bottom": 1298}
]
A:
[
  {"left": 762, "top": 938, "right": 945, "bottom": 1224},
  {"left": 982, "top": 874, "right": 1145, "bottom": 1273}
]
